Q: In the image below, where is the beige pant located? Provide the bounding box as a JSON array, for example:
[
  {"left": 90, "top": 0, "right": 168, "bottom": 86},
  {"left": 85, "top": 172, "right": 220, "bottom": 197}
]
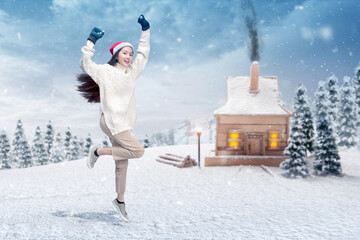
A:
[{"left": 100, "top": 114, "right": 144, "bottom": 194}]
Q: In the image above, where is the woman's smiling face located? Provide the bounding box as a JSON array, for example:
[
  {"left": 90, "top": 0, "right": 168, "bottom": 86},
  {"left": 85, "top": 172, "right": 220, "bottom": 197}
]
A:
[{"left": 117, "top": 47, "right": 134, "bottom": 67}]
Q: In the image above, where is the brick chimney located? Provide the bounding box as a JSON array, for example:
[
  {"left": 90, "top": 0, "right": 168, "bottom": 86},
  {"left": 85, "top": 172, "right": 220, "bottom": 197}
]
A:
[{"left": 249, "top": 61, "right": 259, "bottom": 93}]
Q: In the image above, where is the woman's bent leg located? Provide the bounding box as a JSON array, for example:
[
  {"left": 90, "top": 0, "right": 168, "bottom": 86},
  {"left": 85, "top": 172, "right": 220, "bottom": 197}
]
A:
[
  {"left": 99, "top": 113, "right": 144, "bottom": 200},
  {"left": 111, "top": 130, "right": 144, "bottom": 161}
]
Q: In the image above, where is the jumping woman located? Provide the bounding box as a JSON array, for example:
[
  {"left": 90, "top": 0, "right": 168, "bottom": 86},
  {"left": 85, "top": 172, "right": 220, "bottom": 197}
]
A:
[{"left": 77, "top": 14, "right": 150, "bottom": 222}]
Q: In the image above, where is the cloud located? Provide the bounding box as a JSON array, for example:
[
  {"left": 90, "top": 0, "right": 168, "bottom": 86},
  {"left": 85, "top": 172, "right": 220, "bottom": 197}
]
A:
[
  {"left": 319, "top": 26, "right": 333, "bottom": 41},
  {"left": 0, "top": 8, "right": 7, "bottom": 19},
  {"left": 300, "top": 27, "right": 315, "bottom": 44},
  {"left": 300, "top": 26, "right": 333, "bottom": 44},
  {"left": 253, "top": 0, "right": 359, "bottom": 105},
  {"left": 0, "top": 69, "right": 102, "bottom": 142},
  {"left": 0, "top": 51, "right": 52, "bottom": 97},
  {"left": 46, "top": 0, "right": 249, "bottom": 68}
]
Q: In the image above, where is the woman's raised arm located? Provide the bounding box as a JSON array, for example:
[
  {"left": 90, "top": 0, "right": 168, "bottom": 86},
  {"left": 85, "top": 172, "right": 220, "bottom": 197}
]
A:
[
  {"left": 131, "top": 15, "right": 150, "bottom": 79},
  {"left": 79, "top": 27, "right": 105, "bottom": 84}
]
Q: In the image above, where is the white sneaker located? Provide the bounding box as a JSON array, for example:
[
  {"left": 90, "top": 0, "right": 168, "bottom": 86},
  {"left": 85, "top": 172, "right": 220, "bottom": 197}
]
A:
[
  {"left": 112, "top": 199, "right": 130, "bottom": 222},
  {"left": 87, "top": 145, "right": 99, "bottom": 169}
]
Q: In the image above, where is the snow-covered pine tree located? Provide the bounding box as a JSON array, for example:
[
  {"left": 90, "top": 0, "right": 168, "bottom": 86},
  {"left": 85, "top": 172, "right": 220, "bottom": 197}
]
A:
[
  {"left": 325, "top": 73, "right": 340, "bottom": 128},
  {"left": 0, "top": 130, "right": 11, "bottom": 169},
  {"left": 313, "top": 117, "right": 341, "bottom": 176},
  {"left": 51, "top": 132, "right": 65, "bottom": 163},
  {"left": 44, "top": 120, "right": 55, "bottom": 157},
  {"left": 208, "top": 118, "right": 216, "bottom": 144},
  {"left": 280, "top": 117, "right": 309, "bottom": 178},
  {"left": 167, "top": 129, "right": 175, "bottom": 145},
  {"left": 78, "top": 138, "right": 85, "bottom": 158},
  {"left": 64, "top": 127, "right": 72, "bottom": 160},
  {"left": 150, "top": 132, "right": 166, "bottom": 146},
  {"left": 314, "top": 81, "right": 329, "bottom": 121},
  {"left": 84, "top": 134, "right": 93, "bottom": 157},
  {"left": 313, "top": 81, "right": 342, "bottom": 176},
  {"left": 182, "top": 119, "right": 193, "bottom": 144},
  {"left": 70, "top": 135, "right": 80, "bottom": 160},
  {"left": 102, "top": 136, "right": 109, "bottom": 148},
  {"left": 353, "top": 63, "right": 360, "bottom": 129},
  {"left": 336, "top": 76, "right": 357, "bottom": 148},
  {"left": 32, "top": 126, "right": 49, "bottom": 166},
  {"left": 12, "top": 120, "right": 32, "bottom": 168},
  {"left": 143, "top": 135, "right": 150, "bottom": 148},
  {"left": 293, "top": 84, "right": 315, "bottom": 153}
]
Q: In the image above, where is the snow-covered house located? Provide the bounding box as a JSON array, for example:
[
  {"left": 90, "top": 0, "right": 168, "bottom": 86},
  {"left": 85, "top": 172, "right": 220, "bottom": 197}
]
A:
[{"left": 205, "top": 62, "right": 292, "bottom": 167}]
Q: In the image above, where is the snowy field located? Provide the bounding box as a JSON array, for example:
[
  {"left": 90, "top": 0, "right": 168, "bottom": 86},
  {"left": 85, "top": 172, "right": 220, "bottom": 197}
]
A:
[{"left": 0, "top": 144, "right": 359, "bottom": 240}]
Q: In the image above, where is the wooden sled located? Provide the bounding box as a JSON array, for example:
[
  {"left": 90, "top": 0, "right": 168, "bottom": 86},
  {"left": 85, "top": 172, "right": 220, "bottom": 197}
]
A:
[{"left": 156, "top": 153, "right": 198, "bottom": 168}]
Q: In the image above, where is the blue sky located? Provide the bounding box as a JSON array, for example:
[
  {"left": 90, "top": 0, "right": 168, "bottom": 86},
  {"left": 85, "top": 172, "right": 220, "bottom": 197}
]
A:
[{"left": 0, "top": 0, "right": 359, "bottom": 142}]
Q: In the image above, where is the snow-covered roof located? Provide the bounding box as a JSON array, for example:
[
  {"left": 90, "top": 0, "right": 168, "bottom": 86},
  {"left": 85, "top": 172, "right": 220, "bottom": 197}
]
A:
[{"left": 214, "top": 76, "right": 291, "bottom": 116}]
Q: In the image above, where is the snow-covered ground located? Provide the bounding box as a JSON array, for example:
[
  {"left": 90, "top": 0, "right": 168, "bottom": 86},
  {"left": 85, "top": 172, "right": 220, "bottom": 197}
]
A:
[{"left": 0, "top": 144, "right": 359, "bottom": 239}]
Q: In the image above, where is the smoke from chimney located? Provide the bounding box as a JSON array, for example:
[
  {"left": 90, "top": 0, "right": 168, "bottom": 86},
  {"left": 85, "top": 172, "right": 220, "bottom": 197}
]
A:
[{"left": 242, "top": 0, "right": 261, "bottom": 62}]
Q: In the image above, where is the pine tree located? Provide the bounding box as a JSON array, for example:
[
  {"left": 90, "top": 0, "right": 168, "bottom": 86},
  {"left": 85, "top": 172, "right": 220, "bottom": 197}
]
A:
[
  {"left": 84, "top": 134, "right": 93, "bottom": 157},
  {"left": 313, "top": 81, "right": 342, "bottom": 176},
  {"left": 0, "top": 130, "right": 11, "bottom": 169},
  {"left": 150, "top": 132, "right": 166, "bottom": 146},
  {"left": 313, "top": 117, "right": 341, "bottom": 176},
  {"left": 353, "top": 63, "right": 360, "bottom": 129},
  {"left": 44, "top": 120, "right": 55, "bottom": 157},
  {"left": 78, "top": 138, "right": 85, "bottom": 157},
  {"left": 208, "top": 118, "right": 216, "bottom": 144},
  {"left": 32, "top": 126, "right": 49, "bottom": 166},
  {"left": 143, "top": 135, "right": 150, "bottom": 148},
  {"left": 314, "top": 81, "right": 329, "bottom": 121},
  {"left": 51, "top": 132, "right": 65, "bottom": 163},
  {"left": 293, "top": 84, "right": 315, "bottom": 153},
  {"left": 325, "top": 73, "right": 340, "bottom": 127},
  {"left": 337, "top": 76, "right": 357, "bottom": 148},
  {"left": 70, "top": 135, "right": 80, "bottom": 160},
  {"left": 167, "top": 129, "right": 175, "bottom": 145},
  {"left": 280, "top": 117, "right": 309, "bottom": 178},
  {"left": 102, "top": 136, "right": 109, "bottom": 148},
  {"left": 12, "top": 120, "right": 32, "bottom": 168},
  {"left": 182, "top": 119, "right": 193, "bottom": 144},
  {"left": 64, "top": 127, "right": 72, "bottom": 160}
]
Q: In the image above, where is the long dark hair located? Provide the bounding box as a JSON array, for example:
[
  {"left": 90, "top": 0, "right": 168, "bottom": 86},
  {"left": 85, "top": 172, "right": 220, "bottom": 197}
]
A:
[{"left": 76, "top": 50, "right": 120, "bottom": 103}]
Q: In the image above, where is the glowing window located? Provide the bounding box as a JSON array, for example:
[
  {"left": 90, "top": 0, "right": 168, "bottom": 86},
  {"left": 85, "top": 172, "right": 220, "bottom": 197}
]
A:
[
  {"left": 228, "top": 141, "right": 239, "bottom": 148},
  {"left": 269, "top": 131, "right": 279, "bottom": 149},
  {"left": 270, "top": 141, "right": 278, "bottom": 148},
  {"left": 229, "top": 132, "right": 240, "bottom": 139},
  {"left": 270, "top": 132, "right": 279, "bottom": 139},
  {"left": 227, "top": 130, "right": 242, "bottom": 149}
]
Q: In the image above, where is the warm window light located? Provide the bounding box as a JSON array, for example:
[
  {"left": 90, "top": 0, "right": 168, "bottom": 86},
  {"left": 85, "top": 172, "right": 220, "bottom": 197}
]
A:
[
  {"left": 270, "top": 141, "right": 278, "bottom": 148},
  {"left": 228, "top": 130, "right": 241, "bottom": 149},
  {"left": 269, "top": 131, "right": 279, "bottom": 148},
  {"left": 229, "top": 132, "right": 240, "bottom": 139},
  {"left": 270, "top": 132, "right": 279, "bottom": 139},
  {"left": 228, "top": 141, "right": 239, "bottom": 148}
]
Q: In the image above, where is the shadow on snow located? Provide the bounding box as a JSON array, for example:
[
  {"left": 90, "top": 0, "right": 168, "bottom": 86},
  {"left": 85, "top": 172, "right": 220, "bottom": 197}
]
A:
[{"left": 52, "top": 210, "right": 123, "bottom": 226}]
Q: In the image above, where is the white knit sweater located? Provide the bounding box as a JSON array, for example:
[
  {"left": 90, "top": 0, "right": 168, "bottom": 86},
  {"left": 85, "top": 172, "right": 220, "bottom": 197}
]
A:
[{"left": 80, "top": 29, "right": 150, "bottom": 135}]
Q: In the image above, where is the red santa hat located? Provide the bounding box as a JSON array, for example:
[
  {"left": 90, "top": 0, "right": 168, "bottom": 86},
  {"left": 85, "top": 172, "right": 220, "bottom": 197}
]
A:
[{"left": 109, "top": 41, "right": 134, "bottom": 56}]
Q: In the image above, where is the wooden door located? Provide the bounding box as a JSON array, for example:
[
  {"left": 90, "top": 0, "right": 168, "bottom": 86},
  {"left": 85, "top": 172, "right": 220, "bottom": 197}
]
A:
[{"left": 246, "top": 135, "right": 264, "bottom": 156}]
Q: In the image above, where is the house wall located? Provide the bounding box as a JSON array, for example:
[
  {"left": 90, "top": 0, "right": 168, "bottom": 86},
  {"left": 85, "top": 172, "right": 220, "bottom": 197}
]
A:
[{"left": 215, "top": 115, "right": 290, "bottom": 157}]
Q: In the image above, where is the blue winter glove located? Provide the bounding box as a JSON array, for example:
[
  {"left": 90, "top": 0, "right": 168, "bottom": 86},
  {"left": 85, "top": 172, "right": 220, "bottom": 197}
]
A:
[
  {"left": 87, "top": 27, "right": 104, "bottom": 44},
  {"left": 138, "top": 14, "right": 150, "bottom": 31}
]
